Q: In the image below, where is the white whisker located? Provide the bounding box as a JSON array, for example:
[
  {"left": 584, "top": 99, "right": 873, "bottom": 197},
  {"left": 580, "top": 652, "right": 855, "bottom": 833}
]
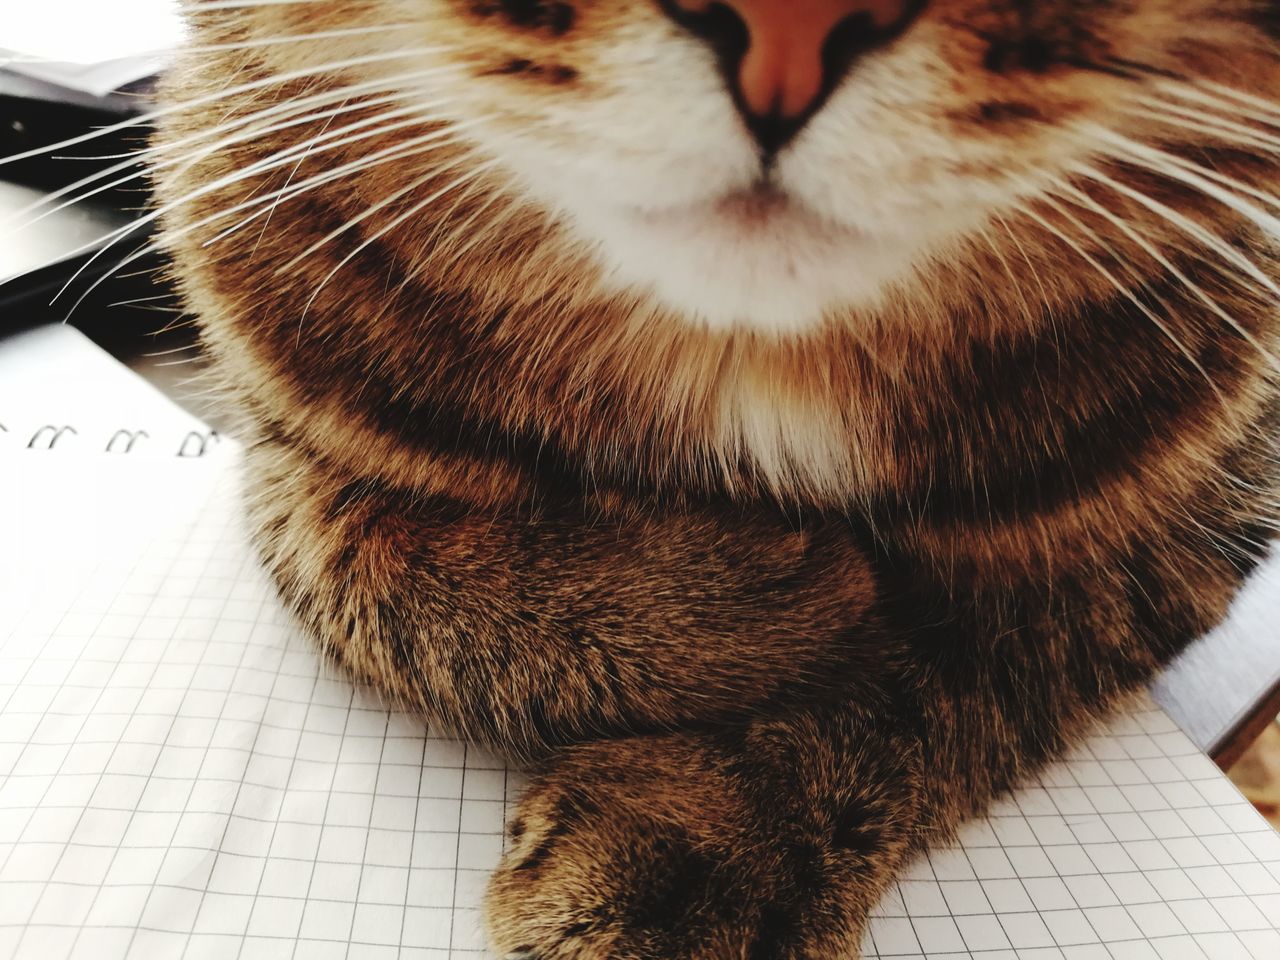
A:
[
  {"left": 0, "top": 47, "right": 446, "bottom": 167},
  {"left": 1008, "top": 188, "right": 1220, "bottom": 394},
  {"left": 56, "top": 111, "right": 457, "bottom": 292},
  {"left": 250, "top": 96, "right": 352, "bottom": 257},
  {"left": 175, "top": 23, "right": 419, "bottom": 57},
  {"left": 989, "top": 212, "right": 1053, "bottom": 318},
  {"left": 1054, "top": 172, "right": 1276, "bottom": 377},
  {"left": 6, "top": 87, "right": 447, "bottom": 234},
  {"left": 6, "top": 23, "right": 424, "bottom": 65},
  {"left": 1118, "top": 104, "right": 1280, "bottom": 155},
  {"left": 51, "top": 129, "right": 465, "bottom": 328},
  {"left": 191, "top": 0, "right": 329, "bottom": 8},
  {"left": 277, "top": 158, "right": 467, "bottom": 271},
  {"left": 1080, "top": 161, "right": 1280, "bottom": 302},
  {"left": 1072, "top": 125, "right": 1280, "bottom": 295},
  {"left": 410, "top": 182, "right": 516, "bottom": 281},
  {"left": 1194, "top": 80, "right": 1280, "bottom": 119},
  {"left": 1131, "top": 97, "right": 1280, "bottom": 151},
  {"left": 295, "top": 157, "right": 502, "bottom": 329},
  {"left": 201, "top": 124, "right": 478, "bottom": 247},
  {"left": 1093, "top": 136, "right": 1280, "bottom": 216},
  {"left": 1150, "top": 81, "right": 1280, "bottom": 130}
]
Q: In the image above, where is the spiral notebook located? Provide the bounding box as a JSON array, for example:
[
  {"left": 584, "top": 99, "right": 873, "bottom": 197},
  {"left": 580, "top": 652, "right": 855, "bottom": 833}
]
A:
[
  {"left": 1, "top": 326, "right": 1279, "bottom": 959},
  {"left": 0, "top": 324, "right": 219, "bottom": 458}
]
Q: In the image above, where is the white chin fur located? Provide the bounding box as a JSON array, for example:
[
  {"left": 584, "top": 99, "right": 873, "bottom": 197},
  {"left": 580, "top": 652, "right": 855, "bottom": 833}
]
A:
[
  {"left": 563, "top": 193, "right": 917, "bottom": 334},
  {"left": 448, "top": 30, "right": 1041, "bottom": 337}
]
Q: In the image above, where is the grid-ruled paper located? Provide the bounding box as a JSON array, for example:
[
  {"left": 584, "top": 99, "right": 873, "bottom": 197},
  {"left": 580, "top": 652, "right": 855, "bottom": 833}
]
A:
[
  {"left": 860, "top": 702, "right": 1280, "bottom": 960},
  {"left": 1, "top": 446, "right": 1277, "bottom": 960},
  {"left": 0, "top": 450, "right": 523, "bottom": 959}
]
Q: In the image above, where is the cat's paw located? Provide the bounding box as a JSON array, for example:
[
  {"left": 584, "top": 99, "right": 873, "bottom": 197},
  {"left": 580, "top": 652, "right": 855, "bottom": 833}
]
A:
[{"left": 484, "top": 731, "right": 882, "bottom": 960}]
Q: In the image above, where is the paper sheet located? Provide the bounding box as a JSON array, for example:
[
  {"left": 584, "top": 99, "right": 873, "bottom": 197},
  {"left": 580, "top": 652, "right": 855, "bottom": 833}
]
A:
[
  {"left": 1, "top": 334, "right": 1278, "bottom": 958},
  {"left": 1, "top": 0, "right": 183, "bottom": 97},
  {"left": 1, "top": 450, "right": 521, "bottom": 959},
  {"left": 0, "top": 325, "right": 215, "bottom": 458}
]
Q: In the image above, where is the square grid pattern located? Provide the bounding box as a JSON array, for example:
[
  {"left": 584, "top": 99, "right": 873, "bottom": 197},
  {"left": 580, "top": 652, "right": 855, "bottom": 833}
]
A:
[
  {"left": 1, "top": 451, "right": 1278, "bottom": 960},
  {"left": 0, "top": 453, "right": 523, "bottom": 959},
  {"left": 860, "top": 710, "right": 1280, "bottom": 959}
]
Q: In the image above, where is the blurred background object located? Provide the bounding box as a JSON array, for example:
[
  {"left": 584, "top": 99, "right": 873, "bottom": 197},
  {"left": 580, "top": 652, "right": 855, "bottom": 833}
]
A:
[
  {"left": 1, "top": 0, "right": 183, "bottom": 318},
  {"left": 1231, "top": 722, "right": 1280, "bottom": 829},
  {"left": 3, "top": 1, "right": 184, "bottom": 96},
  {"left": 0, "top": 0, "right": 206, "bottom": 417}
]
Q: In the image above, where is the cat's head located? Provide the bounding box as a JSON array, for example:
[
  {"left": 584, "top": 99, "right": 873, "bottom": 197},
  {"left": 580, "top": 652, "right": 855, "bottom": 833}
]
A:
[{"left": 192, "top": 0, "right": 1278, "bottom": 335}]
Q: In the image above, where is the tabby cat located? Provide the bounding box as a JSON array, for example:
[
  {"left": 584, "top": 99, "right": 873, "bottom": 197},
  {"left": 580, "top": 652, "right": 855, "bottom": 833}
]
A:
[{"left": 151, "top": 1, "right": 1279, "bottom": 956}]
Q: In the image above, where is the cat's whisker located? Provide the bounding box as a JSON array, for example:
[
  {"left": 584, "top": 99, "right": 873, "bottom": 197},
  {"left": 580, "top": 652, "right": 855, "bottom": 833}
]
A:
[
  {"left": 128, "top": 341, "right": 204, "bottom": 360},
  {"left": 247, "top": 97, "right": 359, "bottom": 258},
  {"left": 1008, "top": 189, "right": 1220, "bottom": 393},
  {"left": 394, "top": 174, "right": 501, "bottom": 289},
  {"left": 988, "top": 213, "right": 1053, "bottom": 315},
  {"left": 1192, "top": 79, "right": 1280, "bottom": 119},
  {"left": 184, "top": 138, "right": 462, "bottom": 259},
  {"left": 977, "top": 223, "right": 1038, "bottom": 327},
  {"left": 1069, "top": 125, "right": 1280, "bottom": 295},
  {"left": 1116, "top": 104, "right": 1280, "bottom": 155},
  {"left": 1143, "top": 83, "right": 1280, "bottom": 130},
  {"left": 169, "top": 23, "right": 420, "bottom": 57},
  {"left": 294, "top": 156, "right": 502, "bottom": 331},
  {"left": 204, "top": 125, "right": 479, "bottom": 248},
  {"left": 195, "top": 98, "right": 441, "bottom": 187},
  {"left": 6, "top": 87, "right": 448, "bottom": 235},
  {"left": 1049, "top": 173, "right": 1272, "bottom": 380},
  {"left": 11, "top": 62, "right": 467, "bottom": 243},
  {"left": 1129, "top": 96, "right": 1280, "bottom": 149},
  {"left": 1078, "top": 163, "right": 1280, "bottom": 301},
  {"left": 1093, "top": 137, "right": 1280, "bottom": 216},
  {"left": 52, "top": 132, "right": 460, "bottom": 330},
  {"left": 417, "top": 184, "right": 520, "bottom": 281},
  {"left": 152, "top": 64, "right": 457, "bottom": 151},
  {"left": 204, "top": 139, "right": 454, "bottom": 238},
  {"left": 191, "top": 0, "right": 330, "bottom": 8},
  {"left": 6, "top": 22, "right": 426, "bottom": 66},
  {"left": 54, "top": 110, "right": 457, "bottom": 293},
  {"left": 104, "top": 299, "right": 185, "bottom": 315},
  {"left": 39, "top": 66, "right": 445, "bottom": 166},
  {"left": 0, "top": 47, "right": 447, "bottom": 168},
  {"left": 276, "top": 158, "right": 469, "bottom": 272},
  {"left": 164, "top": 92, "right": 443, "bottom": 182}
]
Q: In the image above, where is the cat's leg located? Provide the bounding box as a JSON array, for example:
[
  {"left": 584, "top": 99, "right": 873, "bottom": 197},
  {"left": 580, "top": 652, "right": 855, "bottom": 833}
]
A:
[
  {"left": 244, "top": 435, "right": 884, "bottom": 758},
  {"left": 484, "top": 536, "right": 1259, "bottom": 959},
  {"left": 487, "top": 707, "right": 922, "bottom": 960}
]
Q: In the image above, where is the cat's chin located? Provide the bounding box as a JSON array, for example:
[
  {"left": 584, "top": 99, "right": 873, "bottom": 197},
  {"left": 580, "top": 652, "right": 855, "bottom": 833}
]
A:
[{"left": 569, "top": 186, "right": 918, "bottom": 336}]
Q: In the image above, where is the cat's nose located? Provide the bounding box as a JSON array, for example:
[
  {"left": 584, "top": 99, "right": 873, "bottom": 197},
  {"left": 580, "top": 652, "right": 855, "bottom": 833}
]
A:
[{"left": 663, "top": 0, "right": 925, "bottom": 153}]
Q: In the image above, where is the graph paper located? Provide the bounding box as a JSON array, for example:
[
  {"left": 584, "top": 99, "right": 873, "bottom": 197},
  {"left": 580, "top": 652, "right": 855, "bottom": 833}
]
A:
[
  {"left": 859, "top": 704, "right": 1280, "bottom": 959},
  {"left": 1, "top": 449, "right": 524, "bottom": 959},
  {"left": 1, "top": 444, "right": 1278, "bottom": 960}
]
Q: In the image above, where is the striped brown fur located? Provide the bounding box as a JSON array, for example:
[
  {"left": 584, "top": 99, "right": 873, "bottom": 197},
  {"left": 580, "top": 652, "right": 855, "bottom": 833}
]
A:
[{"left": 154, "top": 1, "right": 1279, "bottom": 956}]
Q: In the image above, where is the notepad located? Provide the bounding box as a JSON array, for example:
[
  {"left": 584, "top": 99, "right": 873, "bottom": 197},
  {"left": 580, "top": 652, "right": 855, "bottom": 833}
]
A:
[
  {"left": 1, "top": 339, "right": 1278, "bottom": 960},
  {"left": 0, "top": 325, "right": 218, "bottom": 458},
  {"left": 1, "top": 446, "right": 527, "bottom": 960}
]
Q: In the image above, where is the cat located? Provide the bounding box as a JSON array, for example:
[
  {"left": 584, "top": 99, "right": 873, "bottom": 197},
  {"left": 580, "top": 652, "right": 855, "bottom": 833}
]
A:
[{"left": 149, "top": 1, "right": 1279, "bottom": 957}]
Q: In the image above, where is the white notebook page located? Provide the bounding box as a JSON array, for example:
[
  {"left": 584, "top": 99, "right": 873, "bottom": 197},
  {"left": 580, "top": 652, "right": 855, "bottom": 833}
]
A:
[
  {"left": 1, "top": 444, "right": 1278, "bottom": 960},
  {"left": 0, "top": 325, "right": 215, "bottom": 458},
  {"left": 1, "top": 450, "right": 522, "bottom": 959}
]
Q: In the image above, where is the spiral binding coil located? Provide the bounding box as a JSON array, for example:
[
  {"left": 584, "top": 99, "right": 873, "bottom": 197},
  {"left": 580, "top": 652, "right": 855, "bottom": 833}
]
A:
[{"left": 14, "top": 424, "right": 220, "bottom": 456}]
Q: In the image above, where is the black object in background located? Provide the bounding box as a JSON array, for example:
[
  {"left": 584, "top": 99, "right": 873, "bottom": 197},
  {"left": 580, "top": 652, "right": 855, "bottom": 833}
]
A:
[{"left": 0, "top": 70, "right": 172, "bottom": 339}]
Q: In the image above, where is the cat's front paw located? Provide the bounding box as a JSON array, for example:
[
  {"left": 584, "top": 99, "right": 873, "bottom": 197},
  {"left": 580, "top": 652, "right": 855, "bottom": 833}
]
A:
[{"left": 485, "top": 730, "right": 886, "bottom": 960}]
